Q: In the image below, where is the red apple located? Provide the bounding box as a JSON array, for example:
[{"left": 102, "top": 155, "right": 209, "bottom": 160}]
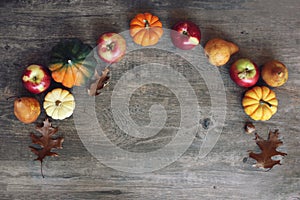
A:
[
  {"left": 22, "top": 64, "right": 51, "bottom": 94},
  {"left": 97, "top": 32, "right": 126, "bottom": 63},
  {"left": 230, "top": 58, "right": 260, "bottom": 87},
  {"left": 170, "top": 21, "right": 201, "bottom": 50}
]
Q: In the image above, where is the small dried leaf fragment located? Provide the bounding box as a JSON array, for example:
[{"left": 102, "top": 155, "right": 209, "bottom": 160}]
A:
[
  {"left": 249, "top": 130, "right": 287, "bottom": 170},
  {"left": 29, "top": 118, "right": 64, "bottom": 177},
  {"left": 88, "top": 68, "right": 110, "bottom": 96}
]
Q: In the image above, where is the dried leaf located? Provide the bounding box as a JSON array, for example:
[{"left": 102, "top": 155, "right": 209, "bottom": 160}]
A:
[
  {"left": 29, "top": 118, "right": 64, "bottom": 178},
  {"left": 249, "top": 130, "right": 287, "bottom": 170},
  {"left": 88, "top": 68, "right": 110, "bottom": 96}
]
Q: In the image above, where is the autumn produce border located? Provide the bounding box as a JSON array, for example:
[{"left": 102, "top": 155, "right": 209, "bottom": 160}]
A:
[{"left": 11, "top": 13, "right": 288, "bottom": 177}]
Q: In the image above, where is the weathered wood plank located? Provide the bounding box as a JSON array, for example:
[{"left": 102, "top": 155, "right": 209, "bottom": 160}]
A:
[{"left": 0, "top": 0, "right": 299, "bottom": 199}]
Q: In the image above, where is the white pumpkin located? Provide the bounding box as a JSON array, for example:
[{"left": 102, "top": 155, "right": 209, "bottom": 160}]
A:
[{"left": 43, "top": 88, "right": 75, "bottom": 120}]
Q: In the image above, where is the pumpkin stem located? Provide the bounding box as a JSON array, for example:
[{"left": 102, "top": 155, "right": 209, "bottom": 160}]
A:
[
  {"left": 259, "top": 99, "right": 272, "bottom": 107},
  {"left": 143, "top": 19, "right": 150, "bottom": 28},
  {"left": 55, "top": 100, "right": 62, "bottom": 106}
]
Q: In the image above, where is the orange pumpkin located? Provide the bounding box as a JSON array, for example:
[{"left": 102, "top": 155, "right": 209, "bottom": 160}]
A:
[
  {"left": 130, "top": 13, "right": 163, "bottom": 46},
  {"left": 49, "top": 39, "right": 96, "bottom": 88},
  {"left": 242, "top": 86, "right": 278, "bottom": 121}
]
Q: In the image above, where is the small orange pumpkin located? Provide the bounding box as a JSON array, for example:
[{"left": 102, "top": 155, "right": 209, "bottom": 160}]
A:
[
  {"left": 130, "top": 13, "right": 163, "bottom": 46},
  {"left": 242, "top": 86, "right": 278, "bottom": 121},
  {"left": 43, "top": 88, "right": 75, "bottom": 120}
]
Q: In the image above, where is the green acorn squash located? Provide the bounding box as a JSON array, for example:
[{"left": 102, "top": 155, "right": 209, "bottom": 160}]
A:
[{"left": 49, "top": 39, "right": 96, "bottom": 88}]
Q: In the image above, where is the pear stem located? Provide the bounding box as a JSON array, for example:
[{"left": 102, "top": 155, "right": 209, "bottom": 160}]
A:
[{"left": 6, "top": 96, "right": 19, "bottom": 101}]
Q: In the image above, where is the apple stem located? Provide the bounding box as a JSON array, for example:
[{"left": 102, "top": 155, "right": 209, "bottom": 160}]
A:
[
  {"left": 107, "top": 42, "right": 115, "bottom": 51},
  {"left": 260, "top": 99, "right": 272, "bottom": 107},
  {"left": 182, "top": 30, "right": 188, "bottom": 36},
  {"left": 238, "top": 70, "right": 247, "bottom": 79}
]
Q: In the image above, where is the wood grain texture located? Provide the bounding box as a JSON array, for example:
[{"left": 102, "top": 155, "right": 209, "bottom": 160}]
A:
[{"left": 0, "top": 0, "right": 300, "bottom": 199}]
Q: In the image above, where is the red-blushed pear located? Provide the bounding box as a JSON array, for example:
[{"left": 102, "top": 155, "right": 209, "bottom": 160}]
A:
[{"left": 14, "top": 97, "right": 41, "bottom": 124}]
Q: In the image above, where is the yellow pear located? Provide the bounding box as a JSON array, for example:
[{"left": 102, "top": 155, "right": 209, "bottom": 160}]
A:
[
  {"left": 262, "top": 60, "right": 288, "bottom": 87},
  {"left": 204, "top": 38, "right": 239, "bottom": 67}
]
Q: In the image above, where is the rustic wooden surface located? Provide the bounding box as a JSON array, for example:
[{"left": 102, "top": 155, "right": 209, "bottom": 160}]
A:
[{"left": 1, "top": 0, "right": 300, "bottom": 199}]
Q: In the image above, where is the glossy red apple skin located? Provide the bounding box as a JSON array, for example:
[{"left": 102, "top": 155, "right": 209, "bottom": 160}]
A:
[
  {"left": 170, "top": 21, "right": 201, "bottom": 50},
  {"left": 22, "top": 64, "right": 51, "bottom": 94},
  {"left": 230, "top": 58, "right": 260, "bottom": 87},
  {"left": 97, "top": 32, "right": 126, "bottom": 63}
]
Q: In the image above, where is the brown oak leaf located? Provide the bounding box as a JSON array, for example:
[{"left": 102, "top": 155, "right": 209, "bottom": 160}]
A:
[
  {"left": 29, "top": 118, "right": 64, "bottom": 178},
  {"left": 249, "top": 130, "right": 287, "bottom": 170},
  {"left": 88, "top": 68, "right": 110, "bottom": 96}
]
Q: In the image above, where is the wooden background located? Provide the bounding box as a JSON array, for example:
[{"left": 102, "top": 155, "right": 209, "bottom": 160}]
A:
[{"left": 1, "top": 0, "right": 299, "bottom": 199}]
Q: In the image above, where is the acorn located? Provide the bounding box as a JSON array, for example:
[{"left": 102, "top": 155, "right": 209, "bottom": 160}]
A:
[{"left": 244, "top": 122, "right": 256, "bottom": 134}]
